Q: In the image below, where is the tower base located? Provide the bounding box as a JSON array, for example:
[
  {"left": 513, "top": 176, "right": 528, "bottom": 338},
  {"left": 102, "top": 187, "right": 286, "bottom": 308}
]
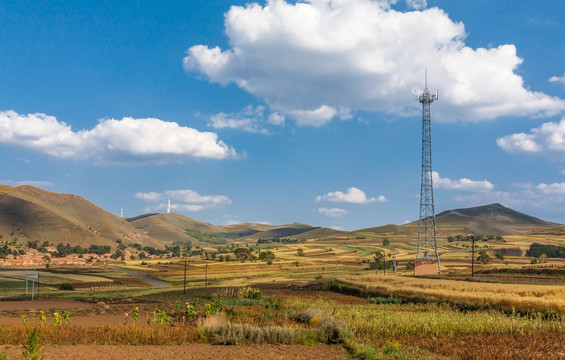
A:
[{"left": 414, "top": 260, "right": 439, "bottom": 275}]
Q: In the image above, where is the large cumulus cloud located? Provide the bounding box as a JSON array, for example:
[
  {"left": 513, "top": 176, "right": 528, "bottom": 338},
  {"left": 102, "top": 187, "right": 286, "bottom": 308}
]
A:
[
  {"left": 184, "top": 0, "right": 565, "bottom": 126},
  {"left": 0, "top": 110, "right": 238, "bottom": 164}
]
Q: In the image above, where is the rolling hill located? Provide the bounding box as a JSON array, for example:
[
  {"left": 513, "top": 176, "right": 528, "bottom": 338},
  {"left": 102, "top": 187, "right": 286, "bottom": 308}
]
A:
[
  {"left": 355, "top": 203, "right": 559, "bottom": 237},
  {"left": 1, "top": 185, "right": 561, "bottom": 250},
  {"left": 0, "top": 185, "right": 159, "bottom": 248},
  {"left": 433, "top": 203, "right": 558, "bottom": 235}
]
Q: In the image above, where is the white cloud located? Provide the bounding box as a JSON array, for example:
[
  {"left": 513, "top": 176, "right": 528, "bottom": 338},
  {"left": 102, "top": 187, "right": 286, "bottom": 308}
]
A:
[
  {"left": 549, "top": 73, "right": 565, "bottom": 85},
  {"left": 267, "top": 112, "right": 285, "bottom": 126},
  {"left": 184, "top": 0, "right": 565, "bottom": 126},
  {"left": 316, "top": 187, "right": 386, "bottom": 204},
  {"left": 135, "top": 189, "right": 231, "bottom": 212},
  {"left": 210, "top": 105, "right": 281, "bottom": 133},
  {"left": 497, "top": 117, "right": 565, "bottom": 156},
  {"left": 535, "top": 182, "right": 565, "bottom": 195},
  {"left": 0, "top": 110, "right": 238, "bottom": 164},
  {"left": 330, "top": 225, "right": 344, "bottom": 230},
  {"left": 318, "top": 207, "right": 347, "bottom": 217},
  {"left": 406, "top": 0, "right": 427, "bottom": 10},
  {"left": 451, "top": 182, "right": 565, "bottom": 215},
  {"left": 432, "top": 171, "right": 494, "bottom": 192}
]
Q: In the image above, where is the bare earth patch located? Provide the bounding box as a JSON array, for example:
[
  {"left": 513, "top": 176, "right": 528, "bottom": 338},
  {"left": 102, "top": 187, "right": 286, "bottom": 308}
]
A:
[{"left": 1, "top": 344, "right": 353, "bottom": 360}]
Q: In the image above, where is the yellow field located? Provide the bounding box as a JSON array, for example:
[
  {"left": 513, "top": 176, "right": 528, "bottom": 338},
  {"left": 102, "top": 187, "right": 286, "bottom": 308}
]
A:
[{"left": 339, "top": 274, "right": 565, "bottom": 313}]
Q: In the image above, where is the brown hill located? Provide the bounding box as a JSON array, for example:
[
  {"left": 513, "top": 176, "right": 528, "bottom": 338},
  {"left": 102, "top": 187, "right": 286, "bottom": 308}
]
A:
[
  {"left": 433, "top": 203, "right": 558, "bottom": 235},
  {"left": 128, "top": 213, "right": 226, "bottom": 245},
  {"left": 0, "top": 185, "right": 158, "bottom": 249}
]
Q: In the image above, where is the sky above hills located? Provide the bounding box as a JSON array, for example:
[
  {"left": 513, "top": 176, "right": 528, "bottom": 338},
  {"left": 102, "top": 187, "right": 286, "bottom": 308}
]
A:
[{"left": 1, "top": 0, "right": 565, "bottom": 230}]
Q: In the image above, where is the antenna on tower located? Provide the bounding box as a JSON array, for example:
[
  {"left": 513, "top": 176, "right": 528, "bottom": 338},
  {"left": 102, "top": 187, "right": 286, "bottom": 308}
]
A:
[
  {"left": 120, "top": 208, "right": 123, "bottom": 218},
  {"left": 167, "top": 199, "right": 171, "bottom": 214},
  {"left": 415, "top": 71, "right": 441, "bottom": 275}
]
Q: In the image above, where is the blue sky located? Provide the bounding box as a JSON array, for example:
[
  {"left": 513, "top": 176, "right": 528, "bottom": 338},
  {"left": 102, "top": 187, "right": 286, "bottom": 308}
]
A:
[{"left": 1, "top": 0, "right": 565, "bottom": 230}]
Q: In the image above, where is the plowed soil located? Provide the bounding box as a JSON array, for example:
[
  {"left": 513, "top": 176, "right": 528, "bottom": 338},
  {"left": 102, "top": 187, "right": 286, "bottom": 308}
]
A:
[{"left": 1, "top": 344, "right": 353, "bottom": 360}]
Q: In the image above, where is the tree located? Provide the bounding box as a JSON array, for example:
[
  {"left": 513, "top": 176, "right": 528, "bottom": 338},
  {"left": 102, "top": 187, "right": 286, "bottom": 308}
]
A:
[
  {"left": 259, "top": 250, "right": 275, "bottom": 262},
  {"left": 373, "top": 250, "right": 385, "bottom": 272},
  {"left": 382, "top": 237, "right": 390, "bottom": 247},
  {"left": 234, "top": 247, "right": 250, "bottom": 262},
  {"left": 539, "top": 253, "right": 548, "bottom": 264},
  {"left": 495, "top": 251, "right": 504, "bottom": 261},
  {"left": 297, "top": 249, "right": 304, "bottom": 256},
  {"left": 476, "top": 250, "right": 491, "bottom": 264}
]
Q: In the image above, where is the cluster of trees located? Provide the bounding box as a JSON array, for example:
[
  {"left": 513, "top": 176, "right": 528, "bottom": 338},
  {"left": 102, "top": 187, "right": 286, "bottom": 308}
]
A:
[
  {"left": 0, "top": 243, "right": 25, "bottom": 258},
  {"left": 526, "top": 243, "right": 565, "bottom": 259},
  {"left": 53, "top": 243, "right": 112, "bottom": 258},
  {"left": 447, "top": 234, "right": 505, "bottom": 243},
  {"left": 184, "top": 229, "right": 228, "bottom": 245}
]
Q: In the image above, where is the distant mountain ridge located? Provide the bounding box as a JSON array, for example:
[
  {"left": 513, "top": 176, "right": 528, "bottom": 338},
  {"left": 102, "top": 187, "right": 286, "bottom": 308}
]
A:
[{"left": 0, "top": 185, "right": 561, "bottom": 248}]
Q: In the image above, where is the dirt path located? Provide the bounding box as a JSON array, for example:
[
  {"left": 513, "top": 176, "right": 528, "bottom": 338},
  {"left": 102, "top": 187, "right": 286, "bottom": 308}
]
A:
[
  {"left": 0, "top": 344, "right": 353, "bottom": 360},
  {"left": 108, "top": 266, "right": 169, "bottom": 287}
]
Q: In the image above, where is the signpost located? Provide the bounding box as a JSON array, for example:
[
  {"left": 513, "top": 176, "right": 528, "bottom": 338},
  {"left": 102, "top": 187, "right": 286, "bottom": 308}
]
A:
[{"left": 26, "top": 273, "right": 39, "bottom": 300}]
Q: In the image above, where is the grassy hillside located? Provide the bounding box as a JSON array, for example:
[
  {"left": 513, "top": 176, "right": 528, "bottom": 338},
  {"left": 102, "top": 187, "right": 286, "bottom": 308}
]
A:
[
  {"left": 128, "top": 213, "right": 227, "bottom": 245},
  {"left": 0, "top": 185, "right": 158, "bottom": 249}
]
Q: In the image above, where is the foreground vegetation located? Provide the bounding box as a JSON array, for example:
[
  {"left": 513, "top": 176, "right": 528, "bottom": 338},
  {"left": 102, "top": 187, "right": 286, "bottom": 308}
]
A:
[{"left": 1, "top": 279, "right": 565, "bottom": 360}]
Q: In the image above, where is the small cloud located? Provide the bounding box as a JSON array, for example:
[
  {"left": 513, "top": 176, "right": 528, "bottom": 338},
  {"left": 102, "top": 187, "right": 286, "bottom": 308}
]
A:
[
  {"left": 497, "top": 117, "right": 565, "bottom": 157},
  {"left": 549, "top": 73, "right": 565, "bottom": 85},
  {"left": 406, "top": 0, "right": 427, "bottom": 10},
  {"left": 330, "top": 225, "right": 344, "bottom": 231},
  {"left": 318, "top": 207, "right": 347, "bottom": 217},
  {"left": 432, "top": 171, "right": 494, "bottom": 192},
  {"left": 267, "top": 112, "right": 285, "bottom": 126},
  {"left": 316, "top": 187, "right": 386, "bottom": 204},
  {"left": 209, "top": 105, "right": 286, "bottom": 133},
  {"left": 135, "top": 189, "right": 231, "bottom": 212}
]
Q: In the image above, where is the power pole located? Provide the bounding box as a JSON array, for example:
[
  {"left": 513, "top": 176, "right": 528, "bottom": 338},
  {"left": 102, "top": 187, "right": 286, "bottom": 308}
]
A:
[
  {"left": 415, "top": 72, "right": 441, "bottom": 274},
  {"left": 205, "top": 263, "right": 208, "bottom": 288},
  {"left": 183, "top": 259, "right": 187, "bottom": 295},
  {"left": 392, "top": 247, "right": 397, "bottom": 275},
  {"left": 383, "top": 252, "right": 386, "bottom": 276},
  {"left": 471, "top": 236, "right": 475, "bottom": 279}
]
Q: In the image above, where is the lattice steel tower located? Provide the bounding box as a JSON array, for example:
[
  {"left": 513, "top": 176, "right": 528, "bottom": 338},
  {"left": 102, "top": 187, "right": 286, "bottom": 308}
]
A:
[{"left": 415, "top": 75, "right": 441, "bottom": 274}]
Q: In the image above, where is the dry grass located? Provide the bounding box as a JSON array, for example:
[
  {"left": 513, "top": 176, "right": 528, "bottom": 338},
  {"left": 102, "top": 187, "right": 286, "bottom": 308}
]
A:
[
  {"left": 339, "top": 274, "right": 565, "bottom": 313},
  {"left": 0, "top": 324, "right": 199, "bottom": 345}
]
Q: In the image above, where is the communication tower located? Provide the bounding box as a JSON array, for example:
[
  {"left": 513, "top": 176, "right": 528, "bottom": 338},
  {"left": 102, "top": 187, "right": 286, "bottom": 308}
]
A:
[
  {"left": 414, "top": 74, "right": 441, "bottom": 274},
  {"left": 167, "top": 199, "right": 171, "bottom": 214}
]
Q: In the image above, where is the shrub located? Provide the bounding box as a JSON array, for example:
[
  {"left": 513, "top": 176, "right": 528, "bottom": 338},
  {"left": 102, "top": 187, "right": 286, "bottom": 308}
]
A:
[
  {"left": 153, "top": 308, "right": 171, "bottom": 325},
  {"left": 22, "top": 327, "right": 43, "bottom": 360},
  {"left": 199, "top": 319, "right": 299, "bottom": 345},
  {"left": 290, "top": 309, "right": 325, "bottom": 324},
  {"left": 58, "top": 283, "right": 74, "bottom": 291},
  {"left": 368, "top": 297, "right": 401, "bottom": 305}
]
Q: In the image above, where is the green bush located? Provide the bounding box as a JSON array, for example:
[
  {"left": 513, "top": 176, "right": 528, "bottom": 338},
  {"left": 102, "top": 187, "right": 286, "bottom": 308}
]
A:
[
  {"left": 58, "top": 282, "right": 74, "bottom": 291},
  {"left": 22, "top": 327, "right": 43, "bottom": 360},
  {"left": 368, "top": 297, "right": 401, "bottom": 305}
]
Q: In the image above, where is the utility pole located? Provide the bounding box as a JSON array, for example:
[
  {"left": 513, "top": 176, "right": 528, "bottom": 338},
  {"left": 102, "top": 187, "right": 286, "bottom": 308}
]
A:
[
  {"left": 471, "top": 236, "right": 475, "bottom": 279},
  {"left": 392, "top": 247, "right": 397, "bottom": 275},
  {"left": 383, "top": 251, "right": 386, "bottom": 275},
  {"left": 205, "top": 263, "right": 208, "bottom": 288},
  {"left": 183, "top": 259, "right": 187, "bottom": 295}
]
